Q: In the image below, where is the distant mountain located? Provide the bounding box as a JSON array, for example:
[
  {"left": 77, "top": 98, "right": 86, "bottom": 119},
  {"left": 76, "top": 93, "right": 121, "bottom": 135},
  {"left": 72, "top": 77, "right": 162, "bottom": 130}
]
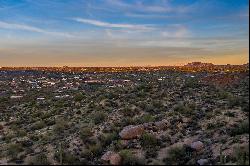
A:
[{"left": 184, "top": 62, "right": 214, "bottom": 67}]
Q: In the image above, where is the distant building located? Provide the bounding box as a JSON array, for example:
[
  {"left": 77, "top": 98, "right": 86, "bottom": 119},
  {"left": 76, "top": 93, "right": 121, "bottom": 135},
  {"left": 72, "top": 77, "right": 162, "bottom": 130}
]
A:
[{"left": 10, "top": 95, "right": 23, "bottom": 99}]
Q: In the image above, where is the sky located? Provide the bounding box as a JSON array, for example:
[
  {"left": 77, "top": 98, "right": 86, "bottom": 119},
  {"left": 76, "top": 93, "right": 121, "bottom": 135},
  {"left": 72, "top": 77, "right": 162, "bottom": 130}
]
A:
[{"left": 0, "top": 0, "right": 249, "bottom": 67}]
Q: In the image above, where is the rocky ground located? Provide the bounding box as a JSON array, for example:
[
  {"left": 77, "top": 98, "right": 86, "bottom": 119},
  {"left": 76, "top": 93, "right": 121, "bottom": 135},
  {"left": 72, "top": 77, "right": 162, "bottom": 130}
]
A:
[{"left": 0, "top": 70, "right": 249, "bottom": 165}]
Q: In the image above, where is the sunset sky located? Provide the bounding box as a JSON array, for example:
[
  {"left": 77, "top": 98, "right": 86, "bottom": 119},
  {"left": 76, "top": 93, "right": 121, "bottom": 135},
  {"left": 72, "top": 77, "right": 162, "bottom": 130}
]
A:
[{"left": 0, "top": 0, "right": 249, "bottom": 67}]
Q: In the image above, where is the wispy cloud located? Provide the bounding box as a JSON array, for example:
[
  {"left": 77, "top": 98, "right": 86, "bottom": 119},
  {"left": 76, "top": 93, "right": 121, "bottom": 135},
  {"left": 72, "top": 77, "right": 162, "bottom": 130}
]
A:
[
  {"left": 106, "top": 0, "right": 189, "bottom": 14},
  {"left": 162, "top": 25, "right": 190, "bottom": 38},
  {"left": 0, "top": 21, "right": 75, "bottom": 38},
  {"left": 125, "top": 13, "right": 176, "bottom": 19},
  {"left": 73, "top": 18, "right": 154, "bottom": 30},
  {"left": 106, "top": 0, "right": 171, "bottom": 13}
]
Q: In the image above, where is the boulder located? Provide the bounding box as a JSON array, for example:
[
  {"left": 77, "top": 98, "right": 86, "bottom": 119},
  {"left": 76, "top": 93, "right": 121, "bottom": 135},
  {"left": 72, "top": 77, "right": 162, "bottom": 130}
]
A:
[
  {"left": 154, "top": 121, "right": 167, "bottom": 130},
  {"left": 119, "top": 125, "right": 144, "bottom": 140},
  {"left": 101, "top": 151, "right": 121, "bottom": 165},
  {"left": 191, "top": 141, "right": 204, "bottom": 152},
  {"left": 197, "top": 159, "right": 209, "bottom": 165},
  {"left": 110, "top": 153, "right": 122, "bottom": 165}
]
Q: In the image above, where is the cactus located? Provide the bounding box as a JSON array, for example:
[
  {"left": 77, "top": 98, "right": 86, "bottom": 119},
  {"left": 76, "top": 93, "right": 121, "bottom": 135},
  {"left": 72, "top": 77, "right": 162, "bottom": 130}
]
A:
[
  {"left": 59, "top": 143, "right": 63, "bottom": 165},
  {"left": 219, "top": 145, "right": 224, "bottom": 165}
]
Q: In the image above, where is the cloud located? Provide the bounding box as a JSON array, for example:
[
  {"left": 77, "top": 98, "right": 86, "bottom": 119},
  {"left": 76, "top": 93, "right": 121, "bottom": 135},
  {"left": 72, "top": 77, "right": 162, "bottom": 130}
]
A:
[
  {"left": 105, "top": 0, "right": 189, "bottom": 14},
  {"left": 106, "top": 0, "right": 172, "bottom": 13},
  {"left": 73, "top": 18, "right": 154, "bottom": 30},
  {"left": 0, "top": 21, "right": 75, "bottom": 38},
  {"left": 162, "top": 25, "right": 190, "bottom": 38},
  {"left": 125, "top": 13, "right": 176, "bottom": 19}
]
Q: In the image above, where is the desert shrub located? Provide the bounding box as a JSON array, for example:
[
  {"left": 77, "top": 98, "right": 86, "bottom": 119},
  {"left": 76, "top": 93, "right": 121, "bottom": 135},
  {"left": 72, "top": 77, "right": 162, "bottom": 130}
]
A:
[
  {"left": 44, "top": 119, "right": 55, "bottom": 126},
  {"left": 16, "top": 129, "right": 27, "bottom": 137},
  {"left": 141, "top": 133, "right": 158, "bottom": 148},
  {"left": 41, "top": 111, "right": 54, "bottom": 120},
  {"left": 29, "top": 134, "right": 40, "bottom": 142},
  {"left": 120, "top": 117, "right": 136, "bottom": 127},
  {"left": 217, "top": 90, "right": 232, "bottom": 100},
  {"left": 228, "top": 96, "right": 242, "bottom": 108},
  {"left": 21, "top": 140, "right": 33, "bottom": 147},
  {"left": 232, "top": 145, "right": 249, "bottom": 165},
  {"left": 184, "top": 77, "right": 199, "bottom": 88},
  {"left": 3, "top": 133, "right": 15, "bottom": 143},
  {"left": 119, "top": 150, "right": 144, "bottom": 165},
  {"left": 112, "top": 140, "right": 124, "bottom": 151},
  {"left": 92, "top": 112, "right": 106, "bottom": 124},
  {"left": 173, "top": 103, "right": 195, "bottom": 116},
  {"left": 99, "top": 132, "right": 118, "bottom": 147},
  {"left": 145, "top": 103, "right": 156, "bottom": 113},
  {"left": 206, "top": 121, "right": 225, "bottom": 130},
  {"left": 224, "top": 111, "right": 235, "bottom": 117},
  {"left": 164, "top": 145, "right": 190, "bottom": 165},
  {"left": 241, "top": 103, "right": 249, "bottom": 112},
  {"left": 31, "top": 120, "right": 46, "bottom": 130},
  {"left": 137, "top": 114, "right": 155, "bottom": 124},
  {"left": 230, "top": 120, "right": 249, "bottom": 136},
  {"left": 79, "top": 127, "right": 93, "bottom": 142},
  {"left": 29, "top": 153, "right": 50, "bottom": 165},
  {"left": 88, "top": 143, "right": 103, "bottom": 156},
  {"left": 53, "top": 118, "right": 68, "bottom": 134},
  {"left": 152, "top": 100, "right": 163, "bottom": 109},
  {"left": 83, "top": 143, "right": 103, "bottom": 159},
  {"left": 7, "top": 143, "right": 23, "bottom": 159},
  {"left": 121, "top": 107, "right": 137, "bottom": 117},
  {"left": 74, "top": 93, "right": 85, "bottom": 102},
  {"left": 54, "top": 150, "right": 81, "bottom": 165}
]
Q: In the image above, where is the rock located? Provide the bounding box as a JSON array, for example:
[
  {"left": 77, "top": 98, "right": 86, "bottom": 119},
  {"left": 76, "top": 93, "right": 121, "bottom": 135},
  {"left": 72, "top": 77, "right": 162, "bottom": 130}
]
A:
[
  {"left": 101, "top": 151, "right": 121, "bottom": 165},
  {"left": 182, "top": 117, "right": 191, "bottom": 123},
  {"left": 154, "top": 121, "right": 167, "bottom": 130},
  {"left": 143, "top": 122, "right": 153, "bottom": 129},
  {"left": 191, "top": 141, "right": 204, "bottom": 152},
  {"left": 119, "top": 125, "right": 144, "bottom": 140},
  {"left": 197, "top": 159, "right": 208, "bottom": 165},
  {"left": 101, "top": 151, "right": 113, "bottom": 161},
  {"left": 110, "top": 153, "right": 122, "bottom": 165}
]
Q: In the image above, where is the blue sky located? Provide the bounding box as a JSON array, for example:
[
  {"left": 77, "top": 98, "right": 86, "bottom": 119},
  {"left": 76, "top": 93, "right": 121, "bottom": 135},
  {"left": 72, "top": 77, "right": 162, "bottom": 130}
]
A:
[{"left": 0, "top": 0, "right": 249, "bottom": 66}]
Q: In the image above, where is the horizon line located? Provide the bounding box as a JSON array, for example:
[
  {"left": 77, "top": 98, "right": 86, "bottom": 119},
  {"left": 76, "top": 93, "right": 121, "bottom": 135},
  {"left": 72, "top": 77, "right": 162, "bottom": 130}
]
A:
[{"left": 1, "top": 62, "right": 249, "bottom": 68}]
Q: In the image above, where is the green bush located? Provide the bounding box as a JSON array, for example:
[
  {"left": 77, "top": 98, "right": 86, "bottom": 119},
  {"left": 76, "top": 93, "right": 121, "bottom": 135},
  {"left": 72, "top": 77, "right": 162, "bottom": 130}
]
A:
[
  {"left": 55, "top": 150, "right": 81, "bottom": 165},
  {"left": 217, "top": 90, "right": 232, "bottom": 100},
  {"left": 92, "top": 112, "right": 106, "bottom": 124},
  {"left": 228, "top": 96, "right": 242, "bottom": 108},
  {"left": 29, "top": 153, "right": 50, "bottom": 165},
  {"left": 74, "top": 93, "right": 85, "bottom": 102},
  {"left": 119, "top": 150, "right": 144, "bottom": 165},
  {"left": 121, "top": 107, "right": 136, "bottom": 117},
  {"left": 88, "top": 143, "right": 103, "bottom": 157},
  {"left": 99, "top": 132, "right": 118, "bottom": 147},
  {"left": 141, "top": 133, "right": 158, "bottom": 148},
  {"left": 173, "top": 103, "right": 195, "bottom": 116},
  {"left": 233, "top": 145, "right": 249, "bottom": 165},
  {"left": 53, "top": 118, "right": 68, "bottom": 134},
  {"left": 0, "top": 124, "right": 3, "bottom": 130},
  {"left": 16, "top": 129, "right": 27, "bottom": 137},
  {"left": 3, "top": 133, "right": 15, "bottom": 143},
  {"left": 224, "top": 111, "right": 235, "bottom": 117},
  {"left": 164, "top": 145, "right": 188, "bottom": 165},
  {"left": 31, "top": 121, "right": 46, "bottom": 130},
  {"left": 230, "top": 120, "right": 249, "bottom": 136},
  {"left": 185, "top": 77, "right": 199, "bottom": 88},
  {"left": 79, "top": 127, "right": 93, "bottom": 142},
  {"left": 7, "top": 143, "right": 23, "bottom": 159},
  {"left": 82, "top": 143, "right": 103, "bottom": 159},
  {"left": 138, "top": 114, "right": 155, "bottom": 124}
]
